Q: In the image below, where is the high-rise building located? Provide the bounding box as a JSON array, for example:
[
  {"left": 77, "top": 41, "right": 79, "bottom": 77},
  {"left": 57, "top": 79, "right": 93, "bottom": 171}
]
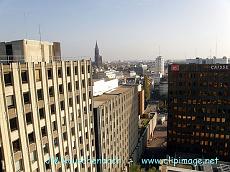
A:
[
  {"left": 0, "top": 39, "right": 61, "bottom": 63},
  {"left": 94, "top": 41, "right": 102, "bottom": 67},
  {"left": 0, "top": 60, "right": 96, "bottom": 172},
  {"left": 155, "top": 56, "right": 164, "bottom": 75},
  {"left": 168, "top": 64, "right": 230, "bottom": 161},
  {"left": 93, "top": 84, "right": 139, "bottom": 172}
]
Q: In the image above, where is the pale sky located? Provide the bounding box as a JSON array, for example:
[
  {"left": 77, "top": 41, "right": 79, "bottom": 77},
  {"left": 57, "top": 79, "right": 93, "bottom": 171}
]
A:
[{"left": 0, "top": 0, "right": 230, "bottom": 60}]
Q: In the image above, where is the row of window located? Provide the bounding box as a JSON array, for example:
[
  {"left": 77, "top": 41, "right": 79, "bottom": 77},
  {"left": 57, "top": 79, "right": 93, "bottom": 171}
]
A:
[{"left": 3, "top": 64, "right": 91, "bottom": 86}]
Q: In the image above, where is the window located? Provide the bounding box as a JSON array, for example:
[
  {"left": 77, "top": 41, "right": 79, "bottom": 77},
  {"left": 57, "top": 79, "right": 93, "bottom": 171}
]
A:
[
  {"left": 52, "top": 121, "right": 57, "bottom": 131},
  {"left": 6, "top": 95, "right": 15, "bottom": 108},
  {"left": 26, "top": 112, "right": 33, "bottom": 125},
  {"left": 80, "top": 149, "right": 84, "bottom": 156},
  {"left": 41, "top": 126, "right": 47, "bottom": 137},
  {"left": 83, "top": 93, "right": 86, "bottom": 101},
  {"left": 13, "top": 139, "right": 20, "bottom": 152},
  {"left": 82, "top": 80, "right": 85, "bottom": 88},
  {"left": 30, "top": 151, "right": 37, "bottom": 162},
  {"left": 15, "top": 159, "right": 23, "bottom": 172},
  {"left": 60, "top": 101, "right": 65, "bottom": 110},
  {"left": 71, "top": 128, "right": 75, "bottom": 136},
  {"left": 81, "top": 66, "right": 84, "bottom": 74},
  {"left": 63, "top": 132, "right": 67, "bottom": 141},
  {"left": 68, "top": 83, "right": 72, "bottom": 92},
  {"left": 45, "top": 162, "right": 51, "bottom": 170},
  {"left": 50, "top": 104, "right": 56, "bottom": 114},
  {"left": 75, "top": 66, "right": 78, "bottom": 75},
  {"left": 28, "top": 133, "right": 35, "bottom": 144},
  {"left": 67, "top": 67, "right": 71, "bottom": 76},
  {"left": 43, "top": 143, "right": 49, "bottom": 154},
  {"left": 35, "top": 70, "right": 41, "bottom": 81},
  {"left": 58, "top": 68, "right": 62, "bottom": 78},
  {"left": 76, "top": 81, "right": 79, "bottom": 90},
  {"left": 4, "top": 72, "right": 13, "bottom": 86},
  {"left": 21, "top": 71, "right": 28, "bottom": 83},
  {"left": 59, "top": 85, "right": 64, "bottom": 94},
  {"left": 79, "top": 136, "right": 83, "bottom": 144},
  {"left": 61, "top": 117, "right": 66, "bottom": 126},
  {"left": 37, "top": 89, "right": 43, "bottom": 100},
  {"left": 88, "top": 65, "right": 91, "bottom": 73},
  {"left": 54, "top": 137, "right": 59, "bottom": 146},
  {"left": 69, "top": 98, "right": 73, "bottom": 107},
  {"left": 39, "top": 108, "right": 45, "bottom": 119},
  {"left": 47, "top": 69, "right": 52, "bottom": 79},
  {"left": 76, "top": 96, "right": 80, "bottom": 104},
  {"left": 10, "top": 117, "right": 18, "bottom": 131},
  {"left": 49, "top": 87, "right": 54, "bottom": 97},
  {"left": 23, "top": 92, "right": 30, "bottom": 104}
]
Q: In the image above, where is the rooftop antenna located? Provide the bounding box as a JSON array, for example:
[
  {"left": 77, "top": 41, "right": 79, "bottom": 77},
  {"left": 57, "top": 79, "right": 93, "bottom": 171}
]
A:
[
  {"left": 215, "top": 36, "right": 218, "bottom": 57},
  {"left": 158, "top": 45, "right": 161, "bottom": 56},
  {"left": 38, "top": 24, "right": 44, "bottom": 62},
  {"left": 24, "top": 12, "right": 28, "bottom": 39},
  {"left": 38, "top": 24, "right": 42, "bottom": 42},
  {"left": 210, "top": 49, "right": 212, "bottom": 58}
]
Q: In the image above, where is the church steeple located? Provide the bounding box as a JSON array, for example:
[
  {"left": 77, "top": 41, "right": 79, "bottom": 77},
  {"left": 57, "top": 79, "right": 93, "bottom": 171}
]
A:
[
  {"left": 95, "top": 41, "right": 99, "bottom": 56},
  {"left": 94, "top": 41, "right": 102, "bottom": 67}
]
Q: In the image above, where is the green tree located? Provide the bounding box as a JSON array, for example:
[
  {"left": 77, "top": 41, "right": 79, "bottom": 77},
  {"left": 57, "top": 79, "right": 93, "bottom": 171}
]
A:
[
  {"left": 144, "top": 75, "right": 151, "bottom": 101},
  {"left": 129, "top": 163, "right": 141, "bottom": 172},
  {"left": 148, "top": 166, "right": 158, "bottom": 172}
]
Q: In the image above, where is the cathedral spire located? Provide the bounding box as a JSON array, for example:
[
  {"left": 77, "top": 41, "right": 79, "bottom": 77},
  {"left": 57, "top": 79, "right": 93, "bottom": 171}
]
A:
[
  {"left": 94, "top": 41, "right": 102, "bottom": 67},
  {"left": 95, "top": 41, "right": 98, "bottom": 49}
]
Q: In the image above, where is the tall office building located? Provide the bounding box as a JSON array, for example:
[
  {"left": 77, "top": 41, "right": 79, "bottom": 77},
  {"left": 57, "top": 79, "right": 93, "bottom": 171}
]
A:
[
  {"left": 0, "top": 60, "right": 96, "bottom": 172},
  {"left": 94, "top": 41, "right": 102, "bottom": 67},
  {"left": 155, "top": 56, "right": 164, "bottom": 75},
  {"left": 168, "top": 64, "right": 230, "bottom": 161},
  {"left": 93, "top": 85, "right": 139, "bottom": 172},
  {"left": 0, "top": 39, "right": 61, "bottom": 63}
]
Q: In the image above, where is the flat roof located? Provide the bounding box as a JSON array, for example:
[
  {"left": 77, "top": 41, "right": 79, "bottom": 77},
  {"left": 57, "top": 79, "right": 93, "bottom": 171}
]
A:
[{"left": 93, "top": 85, "right": 134, "bottom": 108}]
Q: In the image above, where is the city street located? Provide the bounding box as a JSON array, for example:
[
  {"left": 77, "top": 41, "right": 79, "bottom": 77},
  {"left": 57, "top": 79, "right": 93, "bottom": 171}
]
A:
[{"left": 142, "top": 119, "right": 167, "bottom": 160}]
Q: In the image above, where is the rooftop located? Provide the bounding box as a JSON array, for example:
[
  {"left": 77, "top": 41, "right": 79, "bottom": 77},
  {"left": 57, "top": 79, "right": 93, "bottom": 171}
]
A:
[{"left": 93, "top": 85, "right": 134, "bottom": 107}]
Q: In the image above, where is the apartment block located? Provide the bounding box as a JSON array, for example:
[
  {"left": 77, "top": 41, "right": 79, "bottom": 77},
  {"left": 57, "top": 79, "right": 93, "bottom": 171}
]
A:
[
  {"left": 93, "top": 85, "right": 139, "bottom": 172},
  {"left": 0, "top": 60, "right": 96, "bottom": 172},
  {"left": 168, "top": 64, "right": 230, "bottom": 161},
  {"left": 0, "top": 39, "right": 61, "bottom": 63}
]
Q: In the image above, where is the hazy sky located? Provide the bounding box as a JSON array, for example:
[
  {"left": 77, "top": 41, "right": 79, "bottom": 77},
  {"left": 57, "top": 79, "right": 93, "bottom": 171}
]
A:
[{"left": 1, "top": 0, "right": 230, "bottom": 60}]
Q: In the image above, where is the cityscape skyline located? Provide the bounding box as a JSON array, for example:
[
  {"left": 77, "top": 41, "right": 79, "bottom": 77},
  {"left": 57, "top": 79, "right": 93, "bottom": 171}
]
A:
[{"left": 1, "top": 0, "right": 230, "bottom": 60}]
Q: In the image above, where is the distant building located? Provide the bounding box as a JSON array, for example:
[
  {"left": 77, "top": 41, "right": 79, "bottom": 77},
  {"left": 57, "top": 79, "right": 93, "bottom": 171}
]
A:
[
  {"left": 168, "top": 64, "right": 230, "bottom": 161},
  {"left": 94, "top": 41, "right": 102, "bottom": 67},
  {"left": 155, "top": 56, "right": 164, "bottom": 75},
  {"left": 93, "top": 79, "right": 119, "bottom": 96},
  {"left": 93, "top": 85, "right": 139, "bottom": 172},
  {"left": 0, "top": 39, "right": 61, "bottom": 63},
  {"left": 186, "top": 56, "right": 228, "bottom": 64},
  {"left": 130, "top": 71, "right": 136, "bottom": 77}
]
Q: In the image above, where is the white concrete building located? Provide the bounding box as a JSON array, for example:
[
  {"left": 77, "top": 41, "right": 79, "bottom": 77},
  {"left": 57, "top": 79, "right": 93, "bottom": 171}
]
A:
[
  {"left": 0, "top": 60, "right": 96, "bottom": 172},
  {"left": 93, "top": 85, "right": 139, "bottom": 172},
  {"left": 155, "top": 56, "right": 164, "bottom": 75},
  {"left": 93, "top": 79, "right": 119, "bottom": 96},
  {"left": 0, "top": 39, "right": 61, "bottom": 63}
]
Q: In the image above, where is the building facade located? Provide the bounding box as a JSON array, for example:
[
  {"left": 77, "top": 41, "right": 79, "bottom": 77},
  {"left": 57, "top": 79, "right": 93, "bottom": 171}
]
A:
[
  {"left": 155, "top": 56, "right": 164, "bottom": 75},
  {"left": 0, "top": 39, "right": 61, "bottom": 63},
  {"left": 168, "top": 64, "right": 230, "bottom": 161},
  {"left": 0, "top": 60, "right": 96, "bottom": 172},
  {"left": 93, "top": 86, "right": 139, "bottom": 172}
]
